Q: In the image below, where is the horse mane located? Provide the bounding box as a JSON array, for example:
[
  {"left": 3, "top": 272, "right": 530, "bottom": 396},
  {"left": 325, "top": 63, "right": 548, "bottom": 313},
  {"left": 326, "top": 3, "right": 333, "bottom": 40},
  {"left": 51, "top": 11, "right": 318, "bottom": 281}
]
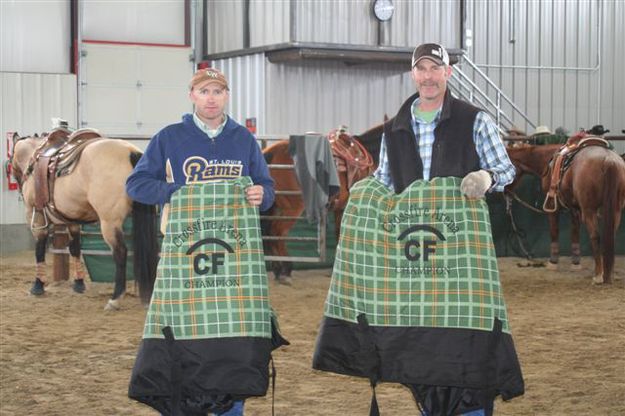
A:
[
  {"left": 263, "top": 140, "right": 288, "bottom": 153},
  {"left": 507, "top": 143, "right": 561, "bottom": 178},
  {"left": 261, "top": 140, "right": 290, "bottom": 165}
]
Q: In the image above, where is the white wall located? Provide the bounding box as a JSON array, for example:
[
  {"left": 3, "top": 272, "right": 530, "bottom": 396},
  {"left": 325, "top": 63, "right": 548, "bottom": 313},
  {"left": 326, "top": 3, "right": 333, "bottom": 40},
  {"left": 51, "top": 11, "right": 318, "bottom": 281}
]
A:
[
  {"left": 0, "top": 0, "right": 71, "bottom": 73},
  {"left": 0, "top": 73, "right": 77, "bottom": 226}
]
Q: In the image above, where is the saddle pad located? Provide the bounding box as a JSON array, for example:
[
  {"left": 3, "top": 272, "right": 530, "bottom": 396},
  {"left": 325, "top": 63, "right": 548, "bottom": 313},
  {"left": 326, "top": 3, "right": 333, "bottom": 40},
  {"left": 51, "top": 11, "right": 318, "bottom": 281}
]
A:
[
  {"left": 325, "top": 176, "right": 510, "bottom": 332},
  {"left": 143, "top": 177, "right": 271, "bottom": 340}
]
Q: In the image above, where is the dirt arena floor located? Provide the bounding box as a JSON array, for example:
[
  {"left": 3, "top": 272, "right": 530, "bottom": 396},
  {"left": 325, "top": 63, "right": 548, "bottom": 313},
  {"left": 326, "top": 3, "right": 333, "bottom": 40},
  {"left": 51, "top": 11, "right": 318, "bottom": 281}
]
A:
[{"left": 1, "top": 251, "right": 624, "bottom": 416}]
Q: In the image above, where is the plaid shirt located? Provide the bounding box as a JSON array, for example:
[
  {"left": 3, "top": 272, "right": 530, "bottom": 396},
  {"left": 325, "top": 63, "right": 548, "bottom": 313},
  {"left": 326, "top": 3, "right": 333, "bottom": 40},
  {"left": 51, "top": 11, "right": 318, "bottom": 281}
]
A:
[{"left": 374, "top": 97, "right": 515, "bottom": 192}]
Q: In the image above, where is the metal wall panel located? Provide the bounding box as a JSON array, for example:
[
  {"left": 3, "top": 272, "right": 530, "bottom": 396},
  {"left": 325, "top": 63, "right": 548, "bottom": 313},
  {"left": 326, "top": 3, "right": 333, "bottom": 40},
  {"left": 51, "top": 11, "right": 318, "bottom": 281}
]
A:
[
  {"left": 207, "top": 1, "right": 461, "bottom": 51},
  {"left": 293, "top": 1, "right": 376, "bottom": 45},
  {"left": 206, "top": 0, "right": 245, "bottom": 53},
  {"left": 212, "top": 54, "right": 266, "bottom": 135},
  {"left": 386, "top": 0, "right": 461, "bottom": 48},
  {"left": 249, "top": 0, "right": 290, "bottom": 46},
  {"left": 465, "top": 0, "right": 623, "bottom": 143},
  {"left": 265, "top": 60, "right": 413, "bottom": 135},
  {"left": 0, "top": 0, "right": 70, "bottom": 73},
  {"left": 0, "top": 73, "right": 77, "bottom": 225}
]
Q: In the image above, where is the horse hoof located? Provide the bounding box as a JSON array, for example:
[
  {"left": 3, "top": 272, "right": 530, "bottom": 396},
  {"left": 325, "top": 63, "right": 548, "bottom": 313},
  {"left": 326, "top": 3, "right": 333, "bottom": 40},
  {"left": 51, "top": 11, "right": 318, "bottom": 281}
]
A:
[
  {"left": 570, "top": 263, "right": 582, "bottom": 271},
  {"left": 72, "top": 279, "right": 86, "bottom": 294},
  {"left": 546, "top": 261, "right": 558, "bottom": 270},
  {"left": 104, "top": 299, "right": 121, "bottom": 311},
  {"left": 592, "top": 276, "right": 604, "bottom": 285},
  {"left": 277, "top": 276, "right": 293, "bottom": 286},
  {"left": 30, "top": 278, "right": 45, "bottom": 296}
]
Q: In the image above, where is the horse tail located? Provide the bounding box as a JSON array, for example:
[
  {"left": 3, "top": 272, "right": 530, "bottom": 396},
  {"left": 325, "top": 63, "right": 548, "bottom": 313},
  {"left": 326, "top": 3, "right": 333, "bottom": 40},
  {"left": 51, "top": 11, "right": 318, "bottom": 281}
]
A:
[
  {"left": 132, "top": 201, "right": 159, "bottom": 303},
  {"left": 601, "top": 161, "right": 618, "bottom": 283},
  {"left": 129, "top": 151, "right": 159, "bottom": 303}
]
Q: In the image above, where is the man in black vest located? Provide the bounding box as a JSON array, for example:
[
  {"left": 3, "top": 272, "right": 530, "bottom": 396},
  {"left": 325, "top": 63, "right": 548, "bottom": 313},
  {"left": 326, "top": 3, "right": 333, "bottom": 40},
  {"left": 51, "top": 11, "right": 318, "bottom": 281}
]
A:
[
  {"left": 373, "top": 43, "right": 517, "bottom": 416},
  {"left": 374, "top": 43, "right": 515, "bottom": 197}
]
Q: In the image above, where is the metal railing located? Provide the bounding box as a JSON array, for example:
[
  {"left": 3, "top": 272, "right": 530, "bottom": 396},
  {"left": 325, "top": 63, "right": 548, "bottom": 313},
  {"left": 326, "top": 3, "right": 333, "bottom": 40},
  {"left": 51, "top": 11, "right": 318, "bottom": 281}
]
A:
[{"left": 449, "top": 54, "right": 536, "bottom": 134}]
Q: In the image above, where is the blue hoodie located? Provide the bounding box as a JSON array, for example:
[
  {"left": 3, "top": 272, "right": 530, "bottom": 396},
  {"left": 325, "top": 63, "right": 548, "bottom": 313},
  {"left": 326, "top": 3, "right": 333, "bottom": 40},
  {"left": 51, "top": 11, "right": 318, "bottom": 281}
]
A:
[{"left": 126, "top": 114, "right": 275, "bottom": 211}]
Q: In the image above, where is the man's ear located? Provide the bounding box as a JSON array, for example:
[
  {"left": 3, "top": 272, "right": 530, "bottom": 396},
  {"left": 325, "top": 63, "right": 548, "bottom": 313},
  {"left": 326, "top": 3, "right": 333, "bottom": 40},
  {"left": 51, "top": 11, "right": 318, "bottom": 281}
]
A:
[{"left": 445, "top": 65, "right": 453, "bottom": 79}]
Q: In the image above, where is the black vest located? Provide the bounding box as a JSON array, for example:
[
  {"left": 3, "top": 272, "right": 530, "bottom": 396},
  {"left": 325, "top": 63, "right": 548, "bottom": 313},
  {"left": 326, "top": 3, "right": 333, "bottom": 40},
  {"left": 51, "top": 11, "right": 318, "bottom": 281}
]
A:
[{"left": 384, "top": 90, "right": 481, "bottom": 193}]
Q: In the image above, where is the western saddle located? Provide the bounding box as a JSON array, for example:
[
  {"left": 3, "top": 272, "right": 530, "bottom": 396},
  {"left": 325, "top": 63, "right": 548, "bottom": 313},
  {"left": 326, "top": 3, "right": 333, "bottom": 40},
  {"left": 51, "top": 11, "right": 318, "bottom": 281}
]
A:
[
  {"left": 29, "top": 128, "right": 102, "bottom": 228},
  {"left": 542, "top": 134, "right": 610, "bottom": 212},
  {"left": 327, "top": 126, "right": 375, "bottom": 189}
]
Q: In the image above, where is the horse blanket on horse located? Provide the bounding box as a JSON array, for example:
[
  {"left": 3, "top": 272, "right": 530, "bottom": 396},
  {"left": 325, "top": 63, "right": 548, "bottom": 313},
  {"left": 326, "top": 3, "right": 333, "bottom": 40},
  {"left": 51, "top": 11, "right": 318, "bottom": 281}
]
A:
[
  {"left": 313, "top": 177, "right": 524, "bottom": 414},
  {"left": 129, "top": 178, "right": 286, "bottom": 415}
]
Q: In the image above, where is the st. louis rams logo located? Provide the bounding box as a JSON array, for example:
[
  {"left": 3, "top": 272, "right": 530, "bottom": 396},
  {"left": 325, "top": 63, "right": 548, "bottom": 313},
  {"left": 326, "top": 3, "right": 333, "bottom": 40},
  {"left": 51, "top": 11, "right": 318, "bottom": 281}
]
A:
[
  {"left": 183, "top": 157, "right": 243, "bottom": 183},
  {"left": 186, "top": 238, "right": 234, "bottom": 275},
  {"left": 397, "top": 224, "right": 446, "bottom": 262}
]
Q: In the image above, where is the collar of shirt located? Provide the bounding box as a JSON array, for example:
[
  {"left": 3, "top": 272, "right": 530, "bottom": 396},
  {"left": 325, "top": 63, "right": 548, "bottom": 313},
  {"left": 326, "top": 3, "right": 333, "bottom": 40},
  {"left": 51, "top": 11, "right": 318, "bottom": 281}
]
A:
[
  {"left": 193, "top": 113, "right": 228, "bottom": 139},
  {"left": 410, "top": 97, "right": 441, "bottom": 124}
]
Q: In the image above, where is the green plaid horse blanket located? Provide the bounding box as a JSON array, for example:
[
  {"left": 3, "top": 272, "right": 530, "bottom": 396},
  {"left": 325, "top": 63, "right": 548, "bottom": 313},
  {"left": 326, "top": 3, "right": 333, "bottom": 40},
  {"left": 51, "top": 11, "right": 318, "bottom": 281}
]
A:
[
  {"left": 129, "top": 177, "right": 284, "bottom": 415},
  {"left": 325, "top": 176, "right": 510, "bottom": 332},
  {"left": 313, "top": 177, "right": 524, "bottom": 407},
  {"left": 143, "top": 177, "right": 271, "bottom": 340}
]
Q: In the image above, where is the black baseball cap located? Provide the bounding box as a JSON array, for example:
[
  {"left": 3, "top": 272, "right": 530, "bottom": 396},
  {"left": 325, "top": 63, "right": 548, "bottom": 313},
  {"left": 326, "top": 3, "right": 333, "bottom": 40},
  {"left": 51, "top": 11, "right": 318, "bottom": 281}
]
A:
[{"left": 411, "top": 43, "right": 450, "bottom": 67}]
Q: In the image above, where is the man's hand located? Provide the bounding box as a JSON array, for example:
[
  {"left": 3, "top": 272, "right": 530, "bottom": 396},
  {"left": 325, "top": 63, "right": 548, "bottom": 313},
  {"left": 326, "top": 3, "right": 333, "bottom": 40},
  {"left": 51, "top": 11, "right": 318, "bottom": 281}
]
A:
[
  {"left": 460, "top": 170, "right": 492, "bottom": 198},
  {"left": 245, "top": 185, "right": 264, "bottom": 206}
]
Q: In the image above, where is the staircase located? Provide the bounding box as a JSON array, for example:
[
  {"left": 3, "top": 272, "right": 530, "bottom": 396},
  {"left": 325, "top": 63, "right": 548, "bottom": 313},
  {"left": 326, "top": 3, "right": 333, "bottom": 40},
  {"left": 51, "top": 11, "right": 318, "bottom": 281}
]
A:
[{"left": 448, "top": 54, "right": 536, "bottom": 135}]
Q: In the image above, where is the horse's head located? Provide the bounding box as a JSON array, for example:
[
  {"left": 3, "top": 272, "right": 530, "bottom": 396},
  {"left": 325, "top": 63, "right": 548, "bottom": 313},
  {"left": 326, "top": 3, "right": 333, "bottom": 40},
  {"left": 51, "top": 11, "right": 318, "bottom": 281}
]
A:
[{"left": 10, "top": 134, "right": 43, "bottom": 190}]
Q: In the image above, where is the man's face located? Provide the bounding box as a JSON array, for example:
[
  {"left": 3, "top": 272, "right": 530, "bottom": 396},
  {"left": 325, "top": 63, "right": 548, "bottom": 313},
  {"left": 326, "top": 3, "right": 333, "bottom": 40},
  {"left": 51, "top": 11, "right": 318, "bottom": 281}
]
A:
[
  {"left": 189, "top": 81, "right": 229, "bottom": 125},
  {"left": 411, "top": 59, "right": 452, "bottom": 102}
]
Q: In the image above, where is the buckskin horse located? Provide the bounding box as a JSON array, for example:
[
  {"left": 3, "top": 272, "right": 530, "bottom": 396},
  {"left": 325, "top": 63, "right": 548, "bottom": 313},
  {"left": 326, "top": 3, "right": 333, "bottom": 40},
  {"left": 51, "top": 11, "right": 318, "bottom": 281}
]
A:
[
  {"left": 506, "top": 134, "right": 625, "bottom": 284},
  {"left": 10, "top": 129, "right": 159, "bottom": 309},
  {"left": 261, "top": 124, "right": 383, "bottom": 282}
]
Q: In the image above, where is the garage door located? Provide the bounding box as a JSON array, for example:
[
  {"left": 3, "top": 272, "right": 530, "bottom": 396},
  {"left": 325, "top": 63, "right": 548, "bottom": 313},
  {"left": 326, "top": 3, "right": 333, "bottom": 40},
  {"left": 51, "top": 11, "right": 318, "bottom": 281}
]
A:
[{"left": 79, "top": 42, "right": 193, "bottom": 136}]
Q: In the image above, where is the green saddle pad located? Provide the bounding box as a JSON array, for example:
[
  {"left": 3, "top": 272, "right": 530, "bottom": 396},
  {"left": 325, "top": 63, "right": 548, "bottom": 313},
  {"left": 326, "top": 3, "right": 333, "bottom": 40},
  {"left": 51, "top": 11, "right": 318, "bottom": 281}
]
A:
[
  {"left": 325, "top": 176, "right": 511, "bottom": 333},
  {"left": 143, "top": 177, "right": 271, "bottom": 340}
]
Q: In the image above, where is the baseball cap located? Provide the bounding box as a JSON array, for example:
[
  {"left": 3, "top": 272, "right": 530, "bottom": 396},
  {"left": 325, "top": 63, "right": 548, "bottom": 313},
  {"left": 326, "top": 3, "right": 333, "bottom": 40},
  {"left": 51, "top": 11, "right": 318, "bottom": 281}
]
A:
[
  {"left": 189, "top": 68, "right": 229, "bottom": 90},
  {"left": 411, "top": 43, "right": 450, "bottom": 67}
]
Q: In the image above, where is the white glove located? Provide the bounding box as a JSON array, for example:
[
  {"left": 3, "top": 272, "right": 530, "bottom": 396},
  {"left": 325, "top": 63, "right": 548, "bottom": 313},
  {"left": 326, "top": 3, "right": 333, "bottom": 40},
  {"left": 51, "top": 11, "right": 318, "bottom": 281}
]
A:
[{"left": 460, "top": 170, "right": 492, "bottom": 198}]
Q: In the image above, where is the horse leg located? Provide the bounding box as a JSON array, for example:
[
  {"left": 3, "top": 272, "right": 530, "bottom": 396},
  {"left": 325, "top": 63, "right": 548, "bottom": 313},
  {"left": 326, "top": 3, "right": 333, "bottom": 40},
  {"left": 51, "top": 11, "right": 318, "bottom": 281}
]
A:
[
  {"left": 260, "top": 209, "right": 283, "bottom": 281},
  {"left": 100, "top": 221, "right": 127, "bottom": 310},
  {"left": 67, "top": 225, "right": 86, "bottom": 293},
  {"left": 570, "top": 210, "right": 582, "bottom": 270},
  {"left": 30, "top": 229, "right": 49, "bottom": 295},
  {"left": 581, "top": 211, "right": 603, "bottom": 284},
  {"left": 546, "top": 213, "right": 560, "bottom": 270},
  {"left": 275, "top": 238, "right": 293, "bottom": 286},
  {"left": 273, "top": 219, "right": 296, "bottom": 285}
]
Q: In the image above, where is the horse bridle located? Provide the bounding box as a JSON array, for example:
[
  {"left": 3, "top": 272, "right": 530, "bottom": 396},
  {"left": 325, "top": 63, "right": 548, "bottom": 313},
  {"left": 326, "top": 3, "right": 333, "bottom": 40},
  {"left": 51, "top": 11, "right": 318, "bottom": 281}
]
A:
[{"left": 6, "top": 133, "right": 31, "bottom": 193}]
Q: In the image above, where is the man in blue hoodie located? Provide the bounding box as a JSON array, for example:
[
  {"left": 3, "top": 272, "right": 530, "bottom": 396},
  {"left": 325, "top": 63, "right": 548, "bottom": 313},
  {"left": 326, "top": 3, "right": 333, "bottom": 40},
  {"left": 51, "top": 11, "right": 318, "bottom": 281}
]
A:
[
  {"left": 126, "top": 68, "right": 274, "bottom": 416},
  {"left": 126, "top": 67, "right": 274, "bottom": 212}
]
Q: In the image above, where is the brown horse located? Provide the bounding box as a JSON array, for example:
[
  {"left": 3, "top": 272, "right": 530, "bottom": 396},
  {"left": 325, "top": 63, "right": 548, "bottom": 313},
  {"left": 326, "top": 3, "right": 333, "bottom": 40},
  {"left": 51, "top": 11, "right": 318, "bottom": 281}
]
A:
[
  {"left": 10, "top": 130, "right": 158, "bottom": 309},
  {"left": 261, "top": 125, "right": 383, "bottom": 282},
  {"left": 506, "top": 138, "right": 625, "bottom": 284}
]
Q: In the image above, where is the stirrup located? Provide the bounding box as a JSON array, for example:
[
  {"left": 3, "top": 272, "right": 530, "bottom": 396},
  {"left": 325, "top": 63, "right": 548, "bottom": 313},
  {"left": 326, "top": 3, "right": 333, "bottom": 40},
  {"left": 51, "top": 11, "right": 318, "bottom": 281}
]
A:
[
  {"left": 31, "top": 209, "right": 49, "bottom": 230},
  {"left": 542, "top": 195, "right": 558, "bottom": 213}
]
